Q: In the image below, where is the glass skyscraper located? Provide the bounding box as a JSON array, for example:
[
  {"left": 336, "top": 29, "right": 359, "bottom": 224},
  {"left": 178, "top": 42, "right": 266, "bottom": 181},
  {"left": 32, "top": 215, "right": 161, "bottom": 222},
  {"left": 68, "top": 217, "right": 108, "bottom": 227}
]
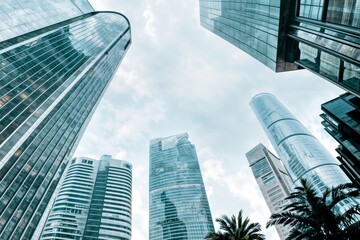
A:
[
  {"left": 0, "top": 1, "right": 131, "bottom": 238},
  {"left": 250, "top": 93, "right": 351, "bottom": 195},
  {"left": 40, "top": 155, "right": 132, "bottom": 240},
  {"left": 149, "top": 133, "right": 214, "bottom": 240},
  {"left": 321, "top": 93, "right": 360, "bottom": 184},
  {"left": 199, "top": 1, "right": 360, "bottom": 97},
  {"left": 199, "top": 0, "right": 297, "bottom": 72},
  {"left": 246, "top": 143, "right": 293, "bottom": 240}
]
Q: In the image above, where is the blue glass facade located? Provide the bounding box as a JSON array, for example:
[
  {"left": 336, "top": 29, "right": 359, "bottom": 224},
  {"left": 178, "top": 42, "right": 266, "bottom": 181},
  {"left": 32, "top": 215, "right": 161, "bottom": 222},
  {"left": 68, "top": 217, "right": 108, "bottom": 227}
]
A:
[
  {"left": 199, "top": 1, "right": 360, "bottom": 97},
  {"left": 149, "top": 133, "right": 214, "bottom": 240},
  {"left": 250, "top": 93, "right": 351, "bottom": 195},
  {"left": 0, "top": 2, "right": 131, "bottom": 239},
  {"left": 199, "top": 0, "right": 298, "bottom": 72},
  {"left": 41, "top": 155, "right": 132, "bottom": 240},
  {"left": 0, "top": 0, "right": 94, "bottom": 43}
]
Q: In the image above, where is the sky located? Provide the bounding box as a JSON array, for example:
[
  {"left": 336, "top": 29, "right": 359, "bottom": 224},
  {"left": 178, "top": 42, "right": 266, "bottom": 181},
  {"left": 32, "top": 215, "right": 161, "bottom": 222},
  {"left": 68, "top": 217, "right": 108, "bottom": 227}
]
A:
[{"left": 75, "top": 1, "right": 345, "bottom": 239}]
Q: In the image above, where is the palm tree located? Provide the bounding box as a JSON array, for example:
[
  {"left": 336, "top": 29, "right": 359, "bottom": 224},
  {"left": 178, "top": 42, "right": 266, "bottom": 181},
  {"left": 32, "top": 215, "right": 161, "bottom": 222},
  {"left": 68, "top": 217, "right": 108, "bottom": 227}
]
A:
[
  {"left": 266, "top": 178, "right": 360, "bottom": 240},
  {"left": 205, "top": 210, "right": 265, "bottom": 240}
]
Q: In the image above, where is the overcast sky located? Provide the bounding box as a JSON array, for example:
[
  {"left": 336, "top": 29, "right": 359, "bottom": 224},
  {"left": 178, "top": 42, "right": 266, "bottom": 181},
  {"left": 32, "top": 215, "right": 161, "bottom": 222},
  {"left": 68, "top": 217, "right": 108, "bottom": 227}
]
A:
[{"left": 76, "top": 1, "right": 344, "bottom": 239}]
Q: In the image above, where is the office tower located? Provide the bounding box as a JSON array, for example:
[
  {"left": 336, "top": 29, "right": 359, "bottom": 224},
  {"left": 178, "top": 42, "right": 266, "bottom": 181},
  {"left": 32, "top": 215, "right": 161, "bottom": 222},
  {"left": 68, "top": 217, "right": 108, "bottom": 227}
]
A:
[
  {"left": 321, "top": 93, "right": 360, "bottom": 184},
  {"left": 250, "top": 93, "right": 352, "bottom": 195},
  {"left": 246, "top": 143, "right": 293, "bottom": 240},
  {"left": 199, "top": 1, "right": 360, "bottom": 97},
  {"left": 40, "top": 155, "right": 132, "bottom": 240},
  {"left": 0, "top": 1, "right": 131, "bottom": 238},
  {"left": 149, "top": 133, "right": 214, "bottom": 240},
  {"left": 0, "top": 0, "right": 94, "bottom": 43}
]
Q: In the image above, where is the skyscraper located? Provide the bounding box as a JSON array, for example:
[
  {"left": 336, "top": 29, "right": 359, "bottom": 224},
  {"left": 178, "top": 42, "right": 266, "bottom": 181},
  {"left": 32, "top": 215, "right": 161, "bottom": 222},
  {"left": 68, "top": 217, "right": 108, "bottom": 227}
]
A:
[
  {"left": 0, "top": 1, "right": 131, "bottom": 238},
  {"left": 40, "top": 155, "right": 132, "bottom": 240},
  {"left": 321, "top": 93, "right": 360, "bottom": 184},
  {"left": 199, "top": 1, "right": 360, "bottom": 97},
  {"left": 250, "top": 93, "right": 351, "bottom": 195},
  {"left": 149, "top": 133, "right": 214, "bottom": 239},
  {"left": 246, "top": 143, "right": 293, "bottom": 240}
]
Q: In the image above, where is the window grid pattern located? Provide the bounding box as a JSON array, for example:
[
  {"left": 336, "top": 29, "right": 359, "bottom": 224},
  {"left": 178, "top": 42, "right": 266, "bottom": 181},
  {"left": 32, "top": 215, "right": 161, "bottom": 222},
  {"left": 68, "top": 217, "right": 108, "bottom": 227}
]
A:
[
  {"left": 246, "top": 144, "right": 293, "bottom": 240},
  {"left": 0, "top": 0, "right": 94, "bottom": 43},
  {"left": 292, "top": 1, "right": 360, "bottom": 96},
  {"left": 0, "top": 11, "right": 131, "bottom": 239},
  {"left": 41, "top": 156, "right": 132, "bottom": 240},
  {"left": 149, "top": 133, "right": 214, "bottom": 240},
  {"left": 200, "top": 0, "right": 281, "bottom": 71},
  {"left": 250, "top": 93, "right": 352, "bottom": 193}
]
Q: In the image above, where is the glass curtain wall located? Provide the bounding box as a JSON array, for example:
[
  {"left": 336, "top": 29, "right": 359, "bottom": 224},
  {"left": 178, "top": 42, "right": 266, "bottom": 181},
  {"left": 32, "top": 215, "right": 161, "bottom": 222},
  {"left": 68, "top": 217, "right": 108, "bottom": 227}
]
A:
[
  {"left": 199, "top": 0, "right": 288, "bottom": 71},
  {"left": 0, "top": 11, "right": 131, "bottom": 239},
  {"left": 250, "top": 93, "right": 351, "bottom": 193},
  {"left": 149, "top": 133, "right": 214, "bottom": 240},
  {"left": 292, "top": 0, "right": 360, "bottom": 96},
  {"left": 0, "top": 0, "right": 94, "bottom": 42}
]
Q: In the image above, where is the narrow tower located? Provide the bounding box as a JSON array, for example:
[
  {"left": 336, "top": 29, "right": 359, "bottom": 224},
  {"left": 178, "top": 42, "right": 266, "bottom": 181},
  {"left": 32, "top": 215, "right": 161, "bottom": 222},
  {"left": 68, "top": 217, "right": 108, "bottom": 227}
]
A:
[
  {"left": 149, "top": 133, "right": 214, "bottom": 239},
  {"left": 246, "top": 143, "right": 293, "bottom": 240}
]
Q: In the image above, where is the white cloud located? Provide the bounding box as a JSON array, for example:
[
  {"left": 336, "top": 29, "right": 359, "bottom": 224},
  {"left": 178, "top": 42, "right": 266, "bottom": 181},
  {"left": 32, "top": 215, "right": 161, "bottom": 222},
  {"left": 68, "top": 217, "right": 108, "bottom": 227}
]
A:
[
  {"left": 142, "top": 4, "right": 158, "bottom": 42},
  {"left": 199, "top": 147, "right": 278, "bottom": 239},
  {"left": 132, "top": 186, "right": 149, "bottom": 239}
]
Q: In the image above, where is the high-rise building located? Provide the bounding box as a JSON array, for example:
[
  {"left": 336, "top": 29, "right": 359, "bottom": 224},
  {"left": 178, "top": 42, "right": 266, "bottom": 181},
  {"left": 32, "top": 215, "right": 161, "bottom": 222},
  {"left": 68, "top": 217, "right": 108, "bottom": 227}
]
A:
[
  {"left": 199, "top": 1, "right": 360, "bottom": 97},
  {"left": 246, "top": 143, "right": 293, "bottom": 240},
  {"left": 321, "top": 93, "right": 360, "bottom": 184},
  {"left": 149, "top": 133, "right": 214, "bottom": 240},
  {"left": 250, "top": 93, "right": 352, "bottom": 196},
  {"left": 0, "top": 1, "right": 131, "bottom": 238},
  {"left": 40, "top": 155, "right": 132, "bottom": 240}
]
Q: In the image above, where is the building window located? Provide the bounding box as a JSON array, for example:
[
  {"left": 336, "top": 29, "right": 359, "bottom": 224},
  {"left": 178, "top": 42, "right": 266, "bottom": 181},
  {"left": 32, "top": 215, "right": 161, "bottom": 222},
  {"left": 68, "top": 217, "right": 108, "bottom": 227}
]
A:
[{"left": 326, "top": 0, "right": 360, "bottom": 27}]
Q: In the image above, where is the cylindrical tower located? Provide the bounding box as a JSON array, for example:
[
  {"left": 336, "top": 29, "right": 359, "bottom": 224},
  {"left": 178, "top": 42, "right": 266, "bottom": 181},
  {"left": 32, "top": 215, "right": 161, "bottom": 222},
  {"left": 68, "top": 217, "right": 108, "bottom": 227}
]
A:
[
  {"left": 250, "top": 93, "right": 351, "bottom": 194},
  {"left": 41, "top": 155, "right": 132, "bottom": 240}
]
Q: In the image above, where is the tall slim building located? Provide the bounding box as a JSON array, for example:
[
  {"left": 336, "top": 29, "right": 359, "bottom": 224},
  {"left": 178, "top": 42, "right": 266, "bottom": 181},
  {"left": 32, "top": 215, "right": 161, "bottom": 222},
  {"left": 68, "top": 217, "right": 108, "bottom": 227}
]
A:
[
  {"left": 321, "top": 93, "right": 360, "bottom": 184},
  {"left": 40, "top": 155, "right": 132, "bottom": 240},
  {"left": 246, "top": 143, "right": 293, "bottom": 240},
  {"left": 199, "top": 1, "right": 360, "bottom": 97},
  {"left": 0, "top": 1, "right": 131, "bottom": 238},
  {"left": 250, "top": 93, "right": 351, "bottom": 195},
  {"left": 149, "top": 133, "right": 214, "bottom": 240}
]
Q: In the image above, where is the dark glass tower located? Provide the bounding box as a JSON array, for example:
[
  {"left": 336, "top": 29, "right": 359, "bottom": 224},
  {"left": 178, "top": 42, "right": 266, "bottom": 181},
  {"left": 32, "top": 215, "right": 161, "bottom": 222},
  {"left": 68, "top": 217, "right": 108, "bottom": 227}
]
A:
[
  {"left": 321, "top": 93, "right": 360, "bottom": 184},
  {"left": 199, "top": 0, "right": 360, "bottom": 97},
  {"left": 149, "top": 133, "right": 214, "bottom": 240},
  {"left": 40, "top": 155, "right": 132, "bottom": 240},
  {"left": 0, "top": 2, "right": 131, "bottom": 239}
]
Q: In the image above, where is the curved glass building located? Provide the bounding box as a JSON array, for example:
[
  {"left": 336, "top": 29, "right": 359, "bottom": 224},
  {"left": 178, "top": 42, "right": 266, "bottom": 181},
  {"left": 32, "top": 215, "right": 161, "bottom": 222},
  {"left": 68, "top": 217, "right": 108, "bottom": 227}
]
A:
[
  {"left": 40, "top": 155, "right": 132, "bottom": 240},
  {"left": 149, "top": 133, "right": 214, "bottom": 240},
  {"left": 250, "top": 93, "right": 351, "bottom": 194},
  {"left": 0, "top": 1, "right": 131, "bottom": 238},
  {"left": 0, "top": 0, "right": 94, "bottom": 43}
]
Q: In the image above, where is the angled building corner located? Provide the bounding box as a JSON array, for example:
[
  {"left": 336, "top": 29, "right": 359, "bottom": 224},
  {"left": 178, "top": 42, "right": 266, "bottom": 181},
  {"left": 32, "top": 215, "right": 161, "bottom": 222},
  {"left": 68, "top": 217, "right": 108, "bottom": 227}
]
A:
[{"left": 246, "top": 143, "right": 293, "bottom": 240}]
